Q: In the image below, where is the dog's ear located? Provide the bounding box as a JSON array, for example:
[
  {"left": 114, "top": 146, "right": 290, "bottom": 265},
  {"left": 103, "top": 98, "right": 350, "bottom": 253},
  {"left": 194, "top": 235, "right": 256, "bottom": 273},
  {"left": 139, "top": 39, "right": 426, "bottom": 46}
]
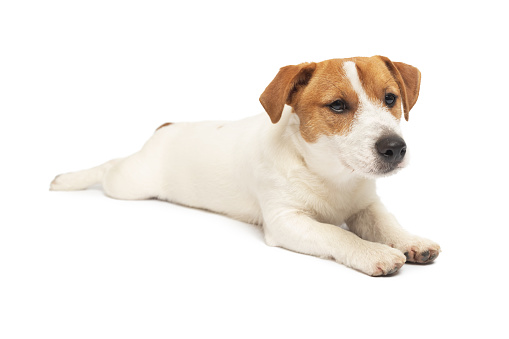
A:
[
  {"left": 378, "top": 56, "right": 421, "bottom": 121},
  {"left": 259, "top": 62, "right": 316, "bottom": 124}
]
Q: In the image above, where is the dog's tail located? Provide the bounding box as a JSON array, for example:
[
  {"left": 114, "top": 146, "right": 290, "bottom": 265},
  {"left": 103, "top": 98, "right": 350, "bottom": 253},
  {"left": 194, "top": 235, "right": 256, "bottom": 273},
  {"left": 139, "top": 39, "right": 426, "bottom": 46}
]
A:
[{"left": 50, "top": 159, "right": 121, "bottom": 191}]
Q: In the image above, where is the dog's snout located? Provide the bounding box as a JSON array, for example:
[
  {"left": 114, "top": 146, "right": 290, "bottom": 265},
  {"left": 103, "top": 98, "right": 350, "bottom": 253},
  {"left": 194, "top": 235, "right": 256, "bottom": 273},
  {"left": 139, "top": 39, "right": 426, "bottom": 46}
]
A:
[{"left": 376, "top": 135, "right": 406, "bottom": 164}]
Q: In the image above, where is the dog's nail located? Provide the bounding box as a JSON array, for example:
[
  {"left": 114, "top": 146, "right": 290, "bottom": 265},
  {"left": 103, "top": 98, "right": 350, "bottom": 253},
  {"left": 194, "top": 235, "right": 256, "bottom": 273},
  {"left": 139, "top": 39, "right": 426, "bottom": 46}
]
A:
[
  {"left": 387, "top": 266, "right": 399, "bottom": 275},
  {"left": 421, "top": 250, "right": 430, "bottom": 262},
  {"left": 428, "top": 251, "right": 438, "bottom": 262}
]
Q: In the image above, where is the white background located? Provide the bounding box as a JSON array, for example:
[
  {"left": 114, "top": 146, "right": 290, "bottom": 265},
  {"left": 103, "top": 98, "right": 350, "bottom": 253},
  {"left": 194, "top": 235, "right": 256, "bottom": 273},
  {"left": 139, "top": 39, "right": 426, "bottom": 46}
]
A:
[{"left": 1, "top": 1, "right": 508, "bottom": 338}]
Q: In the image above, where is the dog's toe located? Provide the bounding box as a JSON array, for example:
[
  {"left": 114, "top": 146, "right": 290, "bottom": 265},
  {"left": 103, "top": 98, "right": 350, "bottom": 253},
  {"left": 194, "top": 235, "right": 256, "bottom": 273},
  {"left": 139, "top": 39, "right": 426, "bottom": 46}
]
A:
[
  {"left": 400, "top": 240, "right": 440, "bottom": 264},
  {"left": 420, "top": 250, "right": 430, "bottom": 262},
  {"left": 367, "top": 246, "right": 406, "bottom": 276},
  {"left": 386, "top": 262, "right": 403, "bottom": 275},
  {"left": 425, "top": 249, "right": 439, "bottom": 263}
]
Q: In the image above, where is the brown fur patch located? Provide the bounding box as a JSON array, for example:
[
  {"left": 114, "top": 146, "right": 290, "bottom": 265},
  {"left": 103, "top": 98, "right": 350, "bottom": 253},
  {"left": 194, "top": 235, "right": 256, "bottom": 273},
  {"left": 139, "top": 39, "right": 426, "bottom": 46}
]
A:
[
  {"left": 291, "top": 59, "right": 359, "bottom": 143},
  {"left": 259, "top": 63, "right": 317, "bottom": 124},
  {"left": 156, "top": 122, "right": 172, "bottom": 131},
  {"left": 260, "top": 56, "right": 421, "bottom": 142},
  {"left": 377, "top": 56, "right": 421, "bottom": 121},
  {"left": 354, "top": 56, "right": 403, "bottom": 120}
]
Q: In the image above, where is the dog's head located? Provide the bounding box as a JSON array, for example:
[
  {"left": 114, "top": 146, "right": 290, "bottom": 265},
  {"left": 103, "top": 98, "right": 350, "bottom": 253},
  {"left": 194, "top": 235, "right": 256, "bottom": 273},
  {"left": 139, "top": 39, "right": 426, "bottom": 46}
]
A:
[{"left": 259, "top": 56, "right": 421, "bottom": 179}]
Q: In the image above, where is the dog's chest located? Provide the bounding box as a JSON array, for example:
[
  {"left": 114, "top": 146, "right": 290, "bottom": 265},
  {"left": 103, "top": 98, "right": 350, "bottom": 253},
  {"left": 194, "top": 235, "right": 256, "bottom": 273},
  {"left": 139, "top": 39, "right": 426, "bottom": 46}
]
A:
[{"left": 286, "top": 170, "right": 376, "bottom": 226}]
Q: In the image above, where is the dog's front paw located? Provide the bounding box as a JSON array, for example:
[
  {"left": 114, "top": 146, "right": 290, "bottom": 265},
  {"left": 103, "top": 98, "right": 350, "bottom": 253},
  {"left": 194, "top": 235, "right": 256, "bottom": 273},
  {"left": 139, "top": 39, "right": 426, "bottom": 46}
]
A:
[
  {"left": 397, "top": 236, "right": 441, "bottom": 264},
  {"left": 353, "top": 243, "right": 407, "bottom": 276}
]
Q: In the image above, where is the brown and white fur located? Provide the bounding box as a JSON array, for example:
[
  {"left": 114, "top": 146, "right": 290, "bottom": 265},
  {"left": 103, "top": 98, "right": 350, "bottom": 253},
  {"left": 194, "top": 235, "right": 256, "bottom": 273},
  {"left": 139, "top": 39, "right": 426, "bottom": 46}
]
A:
[{"left": 51, "top": 56, "right": 440, "bottom": 276}]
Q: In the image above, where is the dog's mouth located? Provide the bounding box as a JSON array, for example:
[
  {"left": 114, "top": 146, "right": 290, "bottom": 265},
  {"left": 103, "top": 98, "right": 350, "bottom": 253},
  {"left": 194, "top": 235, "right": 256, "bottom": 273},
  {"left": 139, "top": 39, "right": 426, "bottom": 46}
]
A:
[
  {"left": 372, "top": 163, "right": 403, "bottom": 176},
  {"left": 345, "top": 154, "right": 407, "bottom": 178}
]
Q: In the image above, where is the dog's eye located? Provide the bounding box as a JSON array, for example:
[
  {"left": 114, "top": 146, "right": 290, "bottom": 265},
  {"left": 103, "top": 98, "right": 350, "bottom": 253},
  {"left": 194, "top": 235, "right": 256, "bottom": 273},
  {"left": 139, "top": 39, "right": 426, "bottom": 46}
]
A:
[
  {"left": 329, "top": 100, "right": 346, "bottom": 113},
  {"left": 385, "top": 93, "right": 397, "bottom": 107}
]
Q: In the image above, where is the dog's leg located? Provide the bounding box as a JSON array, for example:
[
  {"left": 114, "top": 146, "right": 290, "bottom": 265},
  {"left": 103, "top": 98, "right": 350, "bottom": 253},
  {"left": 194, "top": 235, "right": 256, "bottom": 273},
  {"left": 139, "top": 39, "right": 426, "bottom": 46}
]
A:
[
  {"left": 100, "top": 152, "right": 161, "bottom": 200},
  {"left": 263, "top": 210, "right": 406, "bottom": 276},
  {"left": 346, "top": 201, "right": 441, "bottom": 263},
  {"left": 51, "top": 151, "right": 160, "bottom": 201},
  {"left": 50, "top": 159, "right": 121, "bottom": 191}
]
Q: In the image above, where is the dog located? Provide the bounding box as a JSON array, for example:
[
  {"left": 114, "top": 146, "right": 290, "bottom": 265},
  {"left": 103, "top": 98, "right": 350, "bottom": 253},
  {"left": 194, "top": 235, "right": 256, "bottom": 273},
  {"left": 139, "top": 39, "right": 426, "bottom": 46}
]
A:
[{"left": 51, "top": 55, "right": 440, "bottom": 276}]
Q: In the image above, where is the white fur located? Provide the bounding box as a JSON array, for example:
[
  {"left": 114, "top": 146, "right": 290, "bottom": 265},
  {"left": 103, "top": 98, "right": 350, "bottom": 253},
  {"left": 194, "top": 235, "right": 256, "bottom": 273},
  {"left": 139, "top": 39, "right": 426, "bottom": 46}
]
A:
[
  {"left": 51, "top": 61, "right": 440, "bottom": 276},
  {"left": 341, "top": 61, "right": 406, "bottom": 176}
]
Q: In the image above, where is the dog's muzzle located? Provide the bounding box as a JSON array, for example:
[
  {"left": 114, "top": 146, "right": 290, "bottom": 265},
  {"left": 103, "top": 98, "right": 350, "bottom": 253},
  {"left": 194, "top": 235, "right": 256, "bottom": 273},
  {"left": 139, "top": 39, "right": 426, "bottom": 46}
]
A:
[{"left": 375, "top": 135, "right": 407, "bottom": 166}]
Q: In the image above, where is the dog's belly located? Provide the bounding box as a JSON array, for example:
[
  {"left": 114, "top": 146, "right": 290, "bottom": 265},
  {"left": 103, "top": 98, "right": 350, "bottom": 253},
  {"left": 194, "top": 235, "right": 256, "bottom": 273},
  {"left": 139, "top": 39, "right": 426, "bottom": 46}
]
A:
[{"left": 145, "top": 117, "right": 264, "bottom": 224}]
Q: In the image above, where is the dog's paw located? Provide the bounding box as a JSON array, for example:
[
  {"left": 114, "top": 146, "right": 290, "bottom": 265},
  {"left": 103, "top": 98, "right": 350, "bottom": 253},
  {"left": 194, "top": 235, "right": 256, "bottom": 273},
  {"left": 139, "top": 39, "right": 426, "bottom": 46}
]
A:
[
  {"left": 396, "top": 236, "right": 441, "bottom": 264},
  {"left": 354, "top": 243, "right": 407, "bottom": 276},
  {"left": 50, "top": 174, "right": 73, "bottom": 191},
  {"left": 50, "top": 172, "right": 90, "bottom": 191},
  {"left": 50, "top": 174, "right": 62, "bottom": 191}
]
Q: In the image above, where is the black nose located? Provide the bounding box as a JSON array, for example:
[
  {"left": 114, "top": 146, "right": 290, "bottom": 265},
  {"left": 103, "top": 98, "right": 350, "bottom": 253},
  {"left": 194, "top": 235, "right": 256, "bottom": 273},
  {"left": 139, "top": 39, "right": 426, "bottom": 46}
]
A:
[{"left": 376, "top": 135, "right": 407, "bottom": 164}]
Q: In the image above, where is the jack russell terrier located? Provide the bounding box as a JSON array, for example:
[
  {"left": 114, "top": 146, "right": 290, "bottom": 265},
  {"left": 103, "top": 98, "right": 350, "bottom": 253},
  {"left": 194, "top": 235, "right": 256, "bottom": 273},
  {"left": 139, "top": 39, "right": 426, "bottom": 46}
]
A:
[{"left": 51, "top": 55, "right": 440, "bottom": 276}]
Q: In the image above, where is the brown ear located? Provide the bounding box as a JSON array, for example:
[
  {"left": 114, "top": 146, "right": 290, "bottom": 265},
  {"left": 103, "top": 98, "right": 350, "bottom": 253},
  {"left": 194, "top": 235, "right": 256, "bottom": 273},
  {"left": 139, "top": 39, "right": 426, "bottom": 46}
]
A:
[
  {"left": 259, "top": 62, "right": 316, "bottom": 123},
  {"left": 378, "top": 56, "right": 421, "bottom": 121}
]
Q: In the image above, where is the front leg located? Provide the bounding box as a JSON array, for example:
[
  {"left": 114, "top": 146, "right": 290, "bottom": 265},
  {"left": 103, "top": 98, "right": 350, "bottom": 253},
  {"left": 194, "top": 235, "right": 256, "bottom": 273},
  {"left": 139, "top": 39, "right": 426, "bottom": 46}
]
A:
[
  {"left": 262, "top": 208, "right": 406, "bottom": 276},
  {"left": 346, "top": 201, "right": 441, "bottom": 263}
]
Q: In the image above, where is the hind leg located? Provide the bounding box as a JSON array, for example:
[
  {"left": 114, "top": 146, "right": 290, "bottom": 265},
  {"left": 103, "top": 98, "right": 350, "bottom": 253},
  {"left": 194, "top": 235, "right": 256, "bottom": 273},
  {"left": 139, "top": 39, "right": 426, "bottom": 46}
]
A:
[
  {"left": 51, "top": 159, "right": 121, "bottom": 191},
  {"left": 51, "top": 151, "right": 161, "bottom": 201},
  {"left": 102, "top": 151, "right": 161, "bottom": 200}
]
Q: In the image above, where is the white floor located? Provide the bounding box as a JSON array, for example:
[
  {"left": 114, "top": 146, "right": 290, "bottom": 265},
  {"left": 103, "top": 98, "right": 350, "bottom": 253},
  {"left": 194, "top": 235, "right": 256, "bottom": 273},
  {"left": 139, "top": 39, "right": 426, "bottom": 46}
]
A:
[{"left": 1, "top": 176, "right": 506, "bottom": 338}]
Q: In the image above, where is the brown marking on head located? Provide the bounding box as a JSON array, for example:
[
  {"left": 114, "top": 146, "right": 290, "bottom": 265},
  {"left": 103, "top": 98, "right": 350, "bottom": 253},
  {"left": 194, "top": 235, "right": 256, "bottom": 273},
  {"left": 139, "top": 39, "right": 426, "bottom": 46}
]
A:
[
  {"left": 376, "top": 56, "right": 421, "bottom": 121},
  {"left": 352, "top": 56, "right": 404, "bottom": 120},
  {"left": 291, "top": 59, "right": 359, "bottom": 142},
  {"left": 259, "top": 56, "right": 421, "bottom": 142},
  {"left": 259, "top": 62, "right": 317, "bottom": 124},
  {"left": 155, "top": 122, "right": 172, "bottom": 131},
  {"left": 260, "top": 59, "right": 363, "bottom": 142}
]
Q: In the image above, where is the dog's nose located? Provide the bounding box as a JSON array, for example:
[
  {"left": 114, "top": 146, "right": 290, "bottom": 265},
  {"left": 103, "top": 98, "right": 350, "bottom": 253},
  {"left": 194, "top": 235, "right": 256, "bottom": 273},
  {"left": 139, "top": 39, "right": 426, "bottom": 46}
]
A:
[{"left": 376, "top": 135, "right": 406, "bottom": 164}]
